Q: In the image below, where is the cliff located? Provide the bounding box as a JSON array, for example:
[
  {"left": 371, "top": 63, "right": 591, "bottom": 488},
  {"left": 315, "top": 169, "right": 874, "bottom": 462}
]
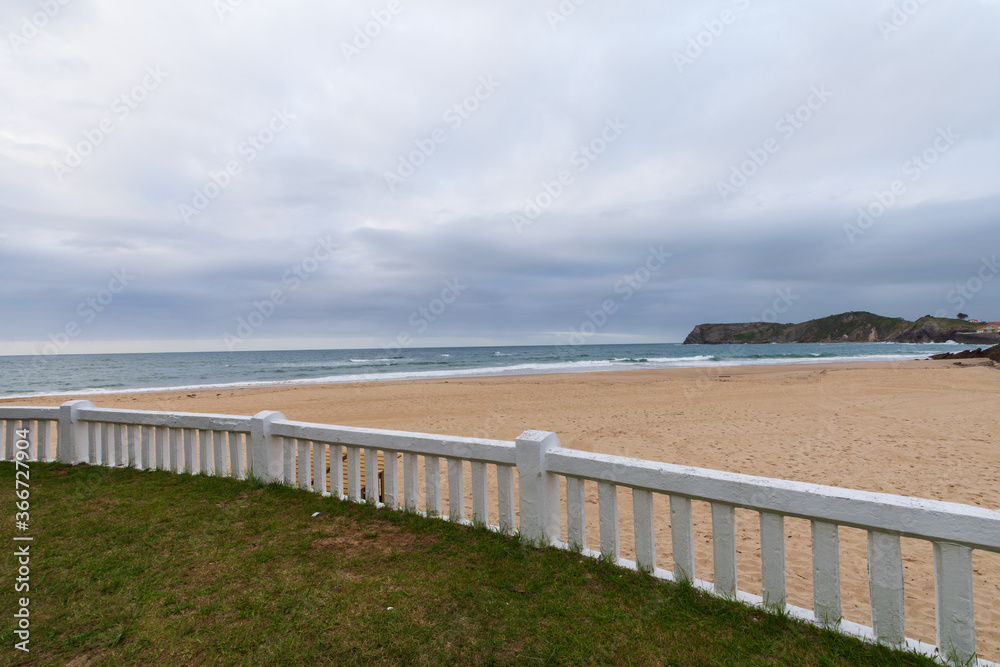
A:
[{"left": 683, "top": 312, "right": 1000, "bottom": 345}]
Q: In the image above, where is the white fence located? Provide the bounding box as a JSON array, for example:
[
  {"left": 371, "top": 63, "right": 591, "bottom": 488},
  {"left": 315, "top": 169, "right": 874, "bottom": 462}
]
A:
[{"left": 2, "top": 400, "right": 998, "bottom": 666}]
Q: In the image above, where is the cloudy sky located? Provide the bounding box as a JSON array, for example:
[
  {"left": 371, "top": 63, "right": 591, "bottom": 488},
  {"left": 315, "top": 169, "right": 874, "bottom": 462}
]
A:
[{"left": 1, "top": 0, "right": 998, "bottom": 355}]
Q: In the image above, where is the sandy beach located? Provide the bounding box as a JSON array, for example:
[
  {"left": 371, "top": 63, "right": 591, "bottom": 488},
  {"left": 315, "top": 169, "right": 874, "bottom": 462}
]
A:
[{"left": 6, "top": 359, "right": 1000, "bottom": 658}]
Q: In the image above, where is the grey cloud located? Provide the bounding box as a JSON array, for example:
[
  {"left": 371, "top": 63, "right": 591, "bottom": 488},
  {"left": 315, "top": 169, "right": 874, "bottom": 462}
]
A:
[{"left": 1, "top": 0, "right": 998, "bottom": 352}]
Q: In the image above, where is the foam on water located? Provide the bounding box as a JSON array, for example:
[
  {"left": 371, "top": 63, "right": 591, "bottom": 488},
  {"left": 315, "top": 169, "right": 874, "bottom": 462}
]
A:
[{"left": 0, "top": 342, "right": 980, "bottom": 399}]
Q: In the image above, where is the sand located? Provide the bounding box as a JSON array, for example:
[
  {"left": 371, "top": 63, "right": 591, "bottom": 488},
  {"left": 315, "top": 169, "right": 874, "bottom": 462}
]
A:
[{"left": 5, "top": 359, "right": 999, "bottom": 658}]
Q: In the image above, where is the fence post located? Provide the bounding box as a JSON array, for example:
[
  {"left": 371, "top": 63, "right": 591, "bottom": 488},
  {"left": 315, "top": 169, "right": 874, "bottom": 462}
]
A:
[
  {"left": 933, "top": 541, "right": 976, "bottom": 665},
  {"left": 58, "top": 400, "right": 94, "bottom": 464},
  {"left": 250, "top": 411, "right": 286, "bottom": 483},
  {"left": 515, "top": 430, "right": 561, "bottom": 545}
]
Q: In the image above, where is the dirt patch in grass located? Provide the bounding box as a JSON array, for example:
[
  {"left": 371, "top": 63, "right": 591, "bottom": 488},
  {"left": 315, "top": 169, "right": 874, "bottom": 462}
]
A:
[{"left": 311, "top": 519, "right": 433, "bottom": 559}]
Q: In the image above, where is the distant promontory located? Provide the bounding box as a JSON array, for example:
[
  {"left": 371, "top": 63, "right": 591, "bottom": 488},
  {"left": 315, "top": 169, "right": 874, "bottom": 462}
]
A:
[{"left": 683, "top": 311, "right": 1000, "bottom": 345}]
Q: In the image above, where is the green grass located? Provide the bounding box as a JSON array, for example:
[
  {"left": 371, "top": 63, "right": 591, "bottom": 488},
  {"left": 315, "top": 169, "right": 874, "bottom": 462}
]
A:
[
  {"left": 734, "top": 324, "right": 790, "bottom": 342},
  {"left": 1, "top": 462, "right": 939, "bottom": 666},
  {"left": 799, "top": 312, "right": 909, "bottom": 342}
]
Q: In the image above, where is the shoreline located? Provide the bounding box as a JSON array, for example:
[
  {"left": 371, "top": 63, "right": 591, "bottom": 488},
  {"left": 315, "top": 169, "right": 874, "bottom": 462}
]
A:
[
  {"left": 0, "top": 354, "right": 972, "bottom": 402},
  {"left": 3, "top": 358, "right": 993, "bottom": 499}
]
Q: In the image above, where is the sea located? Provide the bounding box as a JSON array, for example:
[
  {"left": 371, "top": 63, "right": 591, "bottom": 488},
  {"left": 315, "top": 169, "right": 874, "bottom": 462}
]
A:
[{"left": 0, "top": 341, "right": 979, "bottom": 399}]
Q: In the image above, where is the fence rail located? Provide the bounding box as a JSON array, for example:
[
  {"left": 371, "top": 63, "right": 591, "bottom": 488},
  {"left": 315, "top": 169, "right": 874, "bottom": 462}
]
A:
[{"left": 1, "top": 400, "right": 997, "bottom": 666}]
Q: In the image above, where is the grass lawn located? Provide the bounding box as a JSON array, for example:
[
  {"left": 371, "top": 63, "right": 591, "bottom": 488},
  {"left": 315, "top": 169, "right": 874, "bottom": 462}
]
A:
[{"left": 0, "top": 462, "right": 939, "bottom": 666}]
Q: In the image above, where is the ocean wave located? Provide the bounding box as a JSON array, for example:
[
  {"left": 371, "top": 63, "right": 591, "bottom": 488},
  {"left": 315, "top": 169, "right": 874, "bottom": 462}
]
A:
[
  {"left": 703, "top": 353, "right": 931, "bottom": 367},
  {"left": 3, "top": 346, "right": 975, "bottom": 400},
  {"left": 270, "top": 360, "right": 357, "bottom": 369},
  {"left": 715, "top": 352, "right": 840, "bottom": 360},
  {"left": 1, "top": 358, "right": 672, "bottom": 398}
]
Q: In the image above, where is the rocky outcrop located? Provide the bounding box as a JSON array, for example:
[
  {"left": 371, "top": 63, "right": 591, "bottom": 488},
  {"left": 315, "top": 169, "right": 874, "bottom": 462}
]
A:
[
  {"left": 683, "top": 322, "right": 793, "bottom": 345},
  {"left": 929, "top": 343, "right": 1000, "bottom": 362},
  {"left": 889, "top": 320, "right": 1000, "bottom": 344},
  {"left": 683, "top": 312, "right": 1000, "bottom": 345}
]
